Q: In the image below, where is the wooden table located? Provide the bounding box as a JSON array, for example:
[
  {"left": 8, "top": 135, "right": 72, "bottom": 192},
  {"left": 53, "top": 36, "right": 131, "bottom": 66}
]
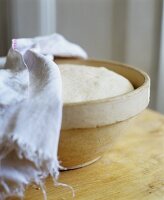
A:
[{"left": 11, "top": 109, "right": 164, "bottom": 200}]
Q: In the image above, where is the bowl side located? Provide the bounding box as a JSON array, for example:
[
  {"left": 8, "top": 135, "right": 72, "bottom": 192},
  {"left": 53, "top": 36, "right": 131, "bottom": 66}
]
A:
[
  {"left": 58, "top": 117, "right": 133, "bottom": 169},
  {"left": 56, "top": 59, "right": 150, "bottom": 130}
]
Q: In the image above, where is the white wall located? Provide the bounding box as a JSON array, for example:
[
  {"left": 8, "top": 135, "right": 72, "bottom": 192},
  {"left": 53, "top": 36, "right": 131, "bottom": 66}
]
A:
[
  {"left": 125, "top": 0, "right": 162, "bottom": 109},
  {"left": 57, "top": 0, "right": 162, "bottom": 109},
  {"left": 0, "top": 0, "right": 8, "bottom": 55},
  {"left": 0, "top": 0, "right": 56, "bottom": 56},
  {"left": 157, "top": 1, "right": 164, "bottom": 113}
]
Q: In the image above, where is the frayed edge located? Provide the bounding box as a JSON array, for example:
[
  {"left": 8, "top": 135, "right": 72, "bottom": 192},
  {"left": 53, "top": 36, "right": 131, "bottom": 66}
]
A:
[
  {"left": 0, "top": 181, "right": 24, "bottom": 200},
  {"left": 0, "top": 176, "right": 48, "bottom": 200},
  {"left": 0, "top": 133, "right": 75, "bottom": 200},
  {"left": 0, "top": 179, "right": 10, "bottom": 193},
  {"left": 0, "top": 137, "right": 60, "bottom": 200},
  {"left": 38, "top": 181, "right": 47, "bottom": 200},
  {"left": 59, "top": 163, "right": 67, "bottom": 171},
  {"left": 54, "top": 180, "right": 75, "bottom": 198},
  {"left": 0, "top": 154, "right": 74, "bottom": 200},
  {"left": 51, "top": 168, "right": 75, "bottom": 198}
]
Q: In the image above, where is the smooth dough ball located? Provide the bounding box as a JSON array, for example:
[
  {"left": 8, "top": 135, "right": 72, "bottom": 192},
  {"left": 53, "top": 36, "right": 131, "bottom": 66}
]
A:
[{"left": 59, "top": 64, "right": 134, "bottom": 104}]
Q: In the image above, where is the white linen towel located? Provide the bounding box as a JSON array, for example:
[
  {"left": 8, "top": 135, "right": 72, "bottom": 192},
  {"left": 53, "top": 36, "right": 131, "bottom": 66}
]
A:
[
  {"left": 12, "top": 33, "right": 87, "bottom": 59},
  {"left": 0, "top": 33, "right": 87, "bottom": 199}
]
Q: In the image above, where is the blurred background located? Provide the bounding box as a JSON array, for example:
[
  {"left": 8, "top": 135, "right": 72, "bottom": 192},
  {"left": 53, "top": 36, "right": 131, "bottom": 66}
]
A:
[{"left": 0, "top": 0, "right": 163, "bottom": 113}]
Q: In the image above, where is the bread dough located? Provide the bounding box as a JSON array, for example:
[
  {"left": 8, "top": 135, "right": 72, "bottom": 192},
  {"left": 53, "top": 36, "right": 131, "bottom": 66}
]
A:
[{"left": 59, "top": 64, "right": 134, "bottom": 104}]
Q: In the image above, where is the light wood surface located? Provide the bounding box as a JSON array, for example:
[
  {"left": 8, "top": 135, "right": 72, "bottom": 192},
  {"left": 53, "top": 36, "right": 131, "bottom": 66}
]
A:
[{"left": 10, "top": 109, "right": 164, "bottom": 200}]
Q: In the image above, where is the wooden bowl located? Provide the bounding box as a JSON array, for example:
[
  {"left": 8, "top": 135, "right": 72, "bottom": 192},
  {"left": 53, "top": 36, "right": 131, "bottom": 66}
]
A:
[{"left": 56, "top": 59, "right": 150, "bottom": 169}]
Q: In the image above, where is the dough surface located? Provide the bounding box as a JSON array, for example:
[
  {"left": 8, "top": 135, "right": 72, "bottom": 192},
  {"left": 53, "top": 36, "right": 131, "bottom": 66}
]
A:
[{"left": 59, "top": 64, "right": 134, "bottom": 104}]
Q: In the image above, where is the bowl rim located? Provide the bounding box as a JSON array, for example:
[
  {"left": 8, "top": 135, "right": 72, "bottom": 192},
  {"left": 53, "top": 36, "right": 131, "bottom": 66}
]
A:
[{"left": 56, "top": 58, "right": 150, "bottom": 107}]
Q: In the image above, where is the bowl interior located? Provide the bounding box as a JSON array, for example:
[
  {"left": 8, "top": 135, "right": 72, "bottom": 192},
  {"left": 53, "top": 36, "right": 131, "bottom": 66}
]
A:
[
  {"left": 55, "top": 58, "right": 150, "bottom": 129},
  {"left": 55, "top": 58, "right": 146, "bottom": 90}
]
